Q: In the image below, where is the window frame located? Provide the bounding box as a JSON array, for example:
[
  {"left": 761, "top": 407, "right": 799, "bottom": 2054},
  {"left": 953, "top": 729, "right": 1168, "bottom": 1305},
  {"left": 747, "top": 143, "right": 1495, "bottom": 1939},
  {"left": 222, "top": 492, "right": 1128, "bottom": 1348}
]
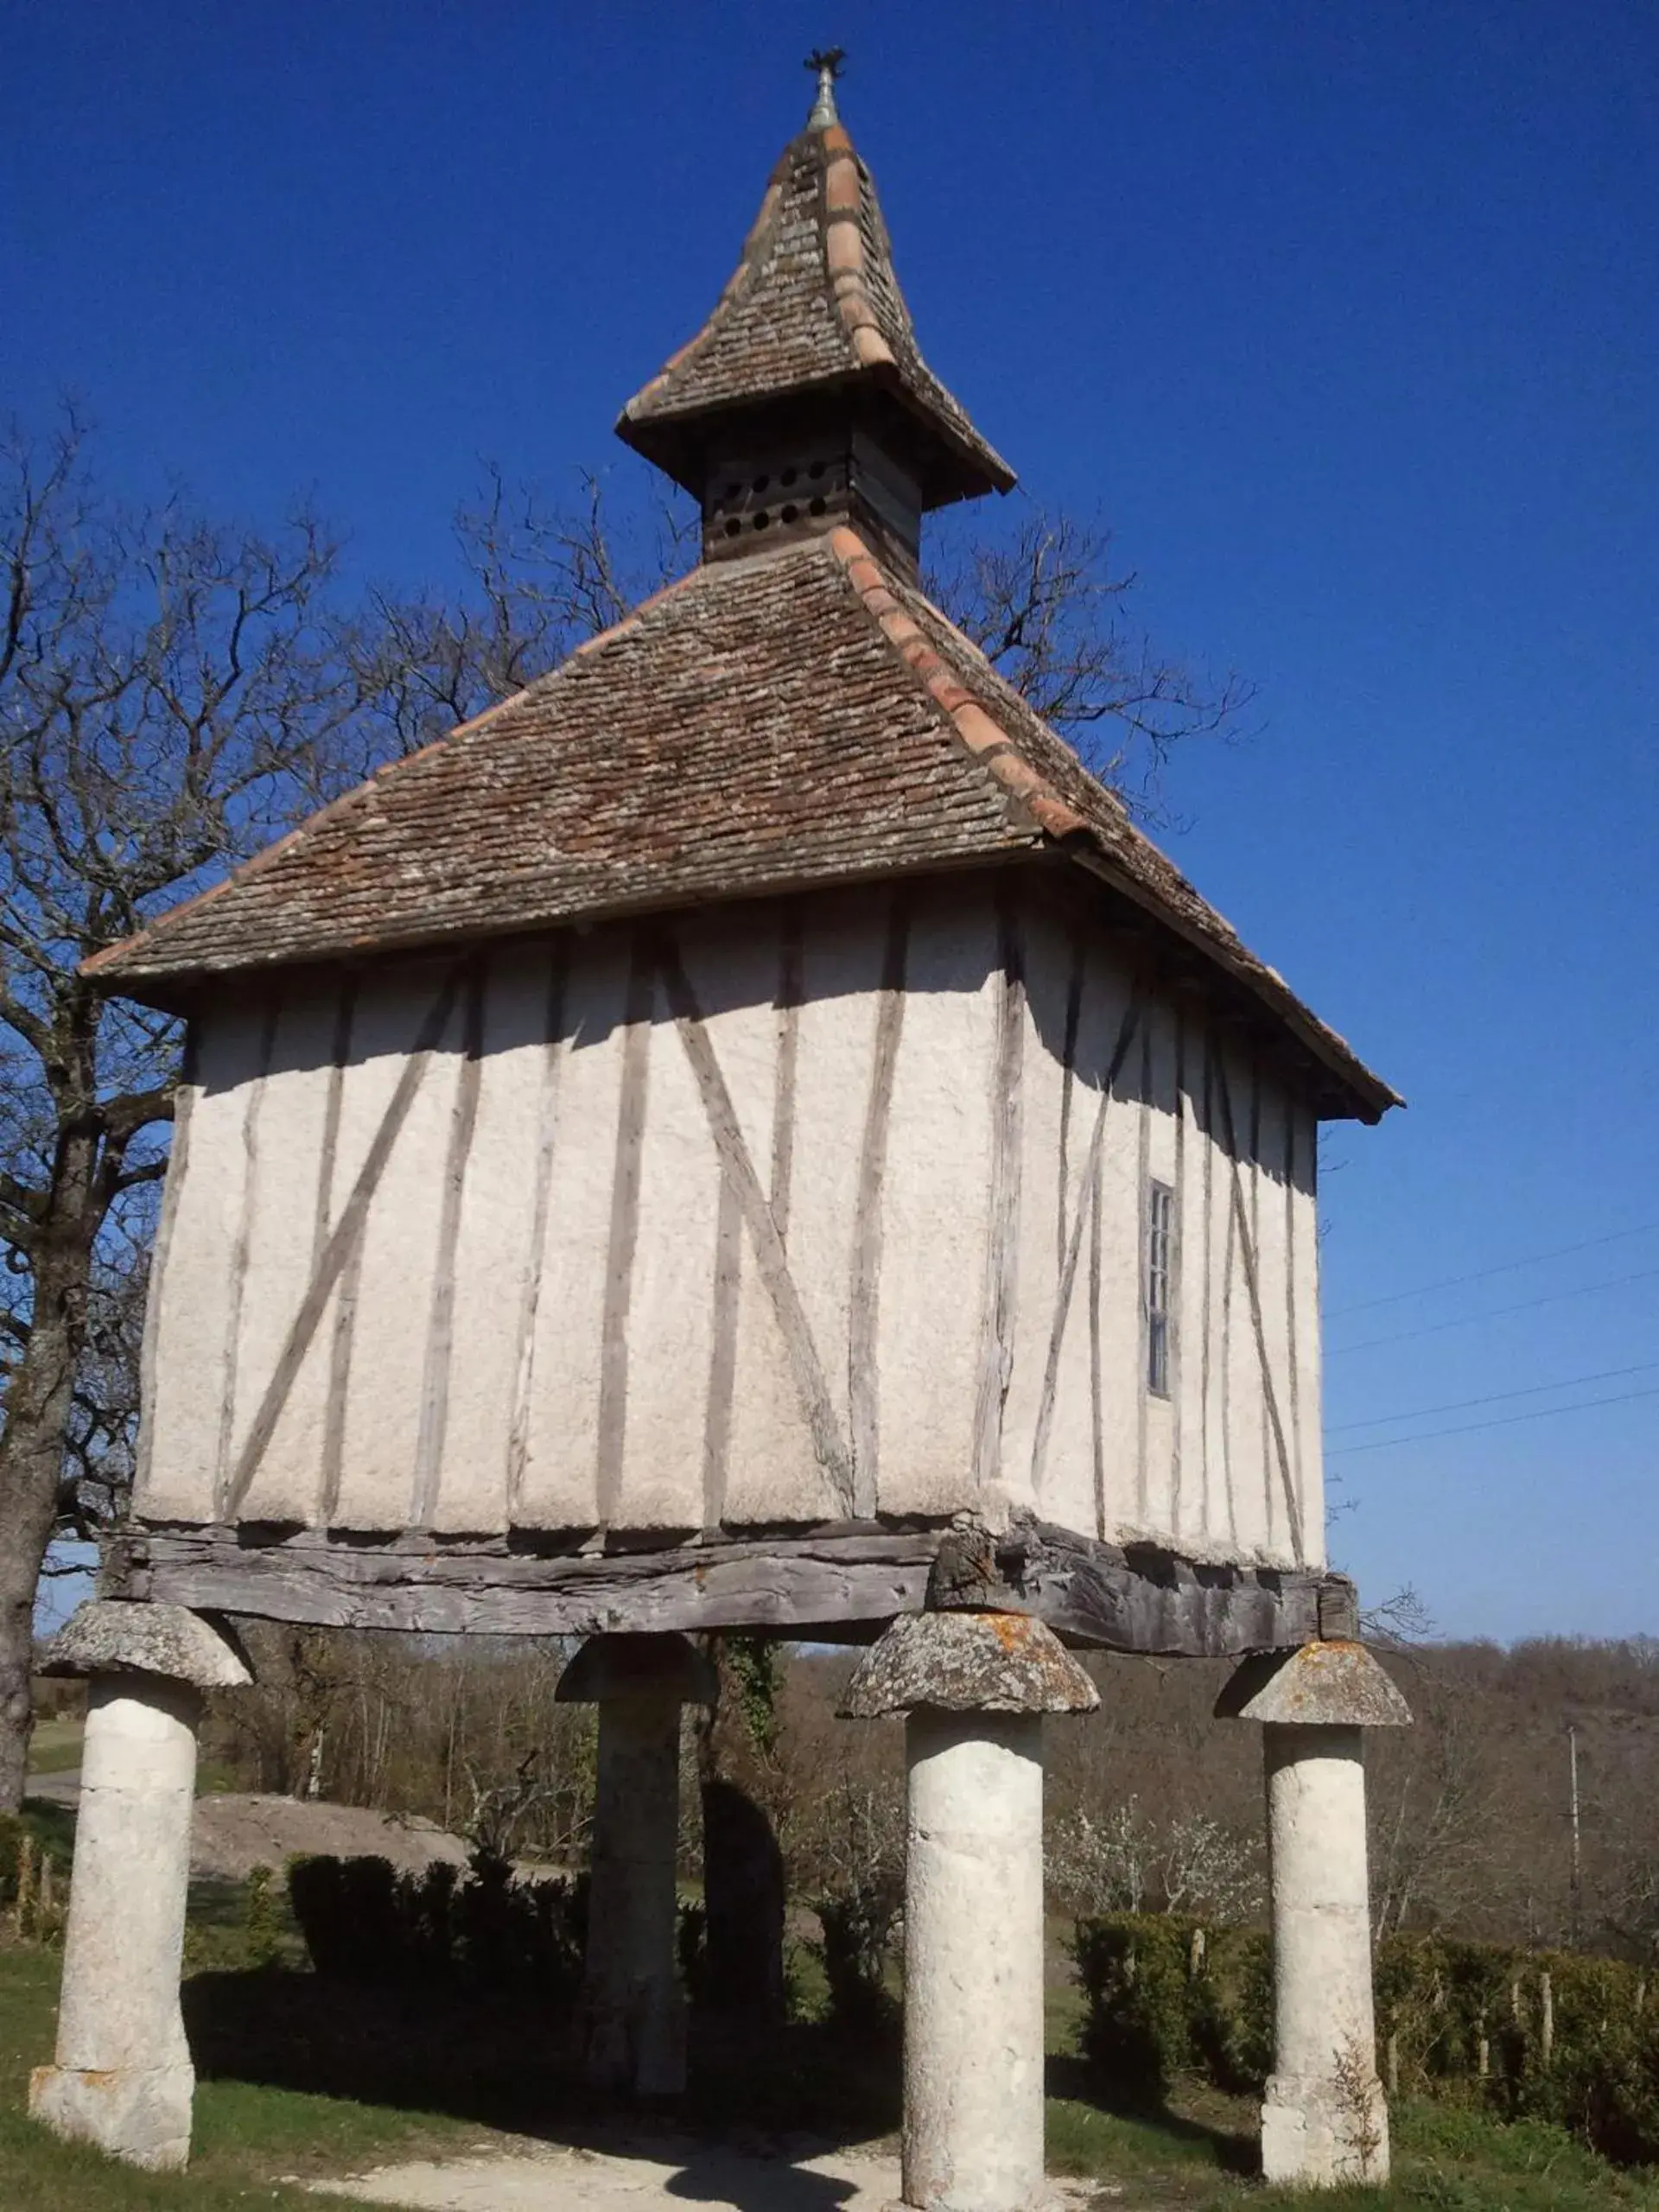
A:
[{"left": 1144, "top": 1176, "right": 1177, "bottom": 1399}]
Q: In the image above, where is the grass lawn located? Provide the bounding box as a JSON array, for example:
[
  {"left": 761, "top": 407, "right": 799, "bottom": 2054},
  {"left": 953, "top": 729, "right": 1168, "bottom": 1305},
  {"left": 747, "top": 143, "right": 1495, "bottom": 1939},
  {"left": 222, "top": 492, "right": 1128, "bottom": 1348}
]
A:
[
  {"left": 0, "top": 1943, "right": 475, "bottom": 2211},
  {"left": 1, "top": 1875, "right": 1656, "bottom": 2209},
  {"left": 24, "top": 1718, "right": 84, "bottom": 1777}
]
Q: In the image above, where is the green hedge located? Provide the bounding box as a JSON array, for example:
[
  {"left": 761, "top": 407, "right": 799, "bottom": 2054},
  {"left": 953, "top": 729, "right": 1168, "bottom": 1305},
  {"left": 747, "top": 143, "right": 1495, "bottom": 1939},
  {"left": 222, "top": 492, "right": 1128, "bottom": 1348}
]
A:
[
  {"left": 287, "top": 1852, "right": 588, "bottom": 1997},
  {"left": 1072, "top": 1916, "right": 1271, "bottom": 2101},
  {"left": 1073, "top": 1914, "right": 1659, "bottom": 2164}
]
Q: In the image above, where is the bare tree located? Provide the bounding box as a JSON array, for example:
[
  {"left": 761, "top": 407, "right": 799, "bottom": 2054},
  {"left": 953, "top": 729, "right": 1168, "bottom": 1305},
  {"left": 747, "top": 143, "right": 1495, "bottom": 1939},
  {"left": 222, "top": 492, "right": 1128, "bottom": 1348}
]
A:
[
  {"left": 927, "top": 505, "right": 1254, "bottom": 822},
  {"left": 1368, "top": 1676, "right": 1489, "bottom": 1939},
  {"left": 356, "top": 465, "right": 696, "bottom": 760},
  {"left": 1046, "top": 1796, "right": 1265, "bottom": 1922},
  {"left": 0, "top": 411, "right": 382, "bottom": 1809}
]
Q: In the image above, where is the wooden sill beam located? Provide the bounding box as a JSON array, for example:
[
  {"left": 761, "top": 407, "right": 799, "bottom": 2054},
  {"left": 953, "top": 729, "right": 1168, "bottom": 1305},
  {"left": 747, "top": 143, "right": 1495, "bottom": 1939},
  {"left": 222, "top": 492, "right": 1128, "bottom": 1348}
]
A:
[{"left": 127, "top": 1518, "right": 1357, "bottom": 1657}]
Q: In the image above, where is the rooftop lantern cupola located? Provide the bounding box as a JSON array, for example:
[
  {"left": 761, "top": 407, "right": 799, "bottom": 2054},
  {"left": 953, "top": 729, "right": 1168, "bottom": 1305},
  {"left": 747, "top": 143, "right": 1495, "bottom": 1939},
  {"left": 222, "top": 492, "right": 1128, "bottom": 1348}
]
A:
[{"left": 615, "top": 50, "right": 1014, "bottom": 577}]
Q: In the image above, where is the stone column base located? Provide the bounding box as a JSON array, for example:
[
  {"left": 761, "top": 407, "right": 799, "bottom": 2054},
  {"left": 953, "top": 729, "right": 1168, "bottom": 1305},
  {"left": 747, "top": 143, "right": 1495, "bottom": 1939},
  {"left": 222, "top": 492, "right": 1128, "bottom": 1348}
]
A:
[
  {"left": 31, "top": 2060, "right": 196, "bottom": 2171},
  {"left": 1261, "top": 2069, "right": 1390, "bottom": 2189}
]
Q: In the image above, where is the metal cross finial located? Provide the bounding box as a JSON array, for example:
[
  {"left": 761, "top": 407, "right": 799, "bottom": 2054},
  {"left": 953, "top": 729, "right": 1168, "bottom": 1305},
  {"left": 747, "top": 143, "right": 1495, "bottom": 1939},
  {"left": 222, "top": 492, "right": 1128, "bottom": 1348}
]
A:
[{"left": 805, "top": 47, "right": 845, "bottom": 129}]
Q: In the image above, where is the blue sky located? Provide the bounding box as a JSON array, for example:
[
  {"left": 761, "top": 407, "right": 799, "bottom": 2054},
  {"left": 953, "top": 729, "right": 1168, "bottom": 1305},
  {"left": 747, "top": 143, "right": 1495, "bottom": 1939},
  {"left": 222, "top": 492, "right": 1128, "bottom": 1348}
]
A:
[{"left": 8, "top": 2, "right": 1657, "bottom": 1641}]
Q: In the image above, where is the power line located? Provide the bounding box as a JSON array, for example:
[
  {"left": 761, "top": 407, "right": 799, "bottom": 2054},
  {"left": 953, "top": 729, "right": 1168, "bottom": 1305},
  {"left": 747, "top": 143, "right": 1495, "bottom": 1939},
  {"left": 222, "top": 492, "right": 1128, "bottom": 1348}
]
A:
[
  {"left": 1327, "top": 1264, "right": 1659, "bottom": 1357},
  {"left": 1326, "top": 1358, "right": 1659, "bottom": 1434},
  {"left": 1326, "top": 1381, "right": 1659, "bottom": 1459},
  {"left": 1325, "top": 1221, "right": 1659, "bottom": 1319}
]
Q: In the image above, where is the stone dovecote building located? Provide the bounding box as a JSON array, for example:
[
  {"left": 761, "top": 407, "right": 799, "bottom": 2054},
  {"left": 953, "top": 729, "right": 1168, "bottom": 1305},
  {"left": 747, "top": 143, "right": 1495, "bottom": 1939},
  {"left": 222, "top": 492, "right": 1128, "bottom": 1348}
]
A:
[{"left": 35, "top": 60, "right": 1410, "bottom": 2202}]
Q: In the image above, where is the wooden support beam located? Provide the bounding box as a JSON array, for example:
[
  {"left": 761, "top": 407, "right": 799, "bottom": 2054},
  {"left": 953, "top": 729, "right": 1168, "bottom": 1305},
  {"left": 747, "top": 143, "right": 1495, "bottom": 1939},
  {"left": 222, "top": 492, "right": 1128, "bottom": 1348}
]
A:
[
  {"left": 1002, "top": 1521, "right": 1352, "bottom": 1656},
  {"left": 130, "top": 1517, "right": 1356, "bottom": 1656},
  {"left": 131, "top": 1523, "right": 936, "bottom": 1642}
]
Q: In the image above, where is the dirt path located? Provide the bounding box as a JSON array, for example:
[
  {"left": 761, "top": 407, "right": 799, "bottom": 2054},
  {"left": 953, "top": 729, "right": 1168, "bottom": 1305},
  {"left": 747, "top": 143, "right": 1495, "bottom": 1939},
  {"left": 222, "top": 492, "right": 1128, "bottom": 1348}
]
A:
[
  {"left": 306, "top": 2139, "right": 1116, "bottom": 2211},
  {"left": 188, "top": 1793, "right": 467, "bottom": 1879},
  {"left": 25, "top": 1768, "right": 469, "bottom": 1880},
  {"left": 306, "top": 2137, "right": 899, "bottom": 2211}
]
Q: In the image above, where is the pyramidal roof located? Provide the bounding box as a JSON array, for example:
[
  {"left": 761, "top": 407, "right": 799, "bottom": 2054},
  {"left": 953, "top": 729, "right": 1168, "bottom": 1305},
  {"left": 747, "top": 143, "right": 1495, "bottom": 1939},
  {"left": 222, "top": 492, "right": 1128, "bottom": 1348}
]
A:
[
  {"left": 84, "top": 524, "right": 1396, "bottom": 1120},
  {"left": 82, "top": 73, "right": 1396, "bottom": 1122},
  {"left": 616, "top": 92, "right": 1014, "bottom": 505}
]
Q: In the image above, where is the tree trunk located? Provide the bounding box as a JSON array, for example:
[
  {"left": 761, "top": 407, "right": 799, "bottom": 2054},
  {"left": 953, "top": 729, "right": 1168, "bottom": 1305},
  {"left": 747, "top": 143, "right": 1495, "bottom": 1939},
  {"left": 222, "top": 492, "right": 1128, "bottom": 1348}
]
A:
[{"left": 0, "top": 1204, "right": 95, "bottom": 1814}]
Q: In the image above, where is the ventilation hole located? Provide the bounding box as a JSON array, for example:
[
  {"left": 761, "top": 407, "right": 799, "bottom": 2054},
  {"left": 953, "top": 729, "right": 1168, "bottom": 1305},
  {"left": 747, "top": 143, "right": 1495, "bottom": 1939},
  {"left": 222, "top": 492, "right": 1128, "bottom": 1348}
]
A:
[
  {"left": 808, "top": 460, "right": 826, "bottom": 480},
  {"left": 780, "top": 504, "right": 798, "bottom": 524},
  {"left": 753, "top": 473, "right": 770, "bottom": 493},
  {"left": 723, "top": 517, "right": 742, "bottom": 537},
  {"left": 780, "top": 467, "right": 798, "bottom": 487},
  {"left": 808, "top": 494, "right": 827, "bottom": 516},
  {"left": 753, "top": 510, "right": 771, "bottom": 531}
]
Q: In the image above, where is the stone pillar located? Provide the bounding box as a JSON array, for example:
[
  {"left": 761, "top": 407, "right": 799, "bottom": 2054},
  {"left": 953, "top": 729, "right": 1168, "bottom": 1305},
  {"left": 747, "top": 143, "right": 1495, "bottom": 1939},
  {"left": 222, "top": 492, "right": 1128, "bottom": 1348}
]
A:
[
  {"left": 556, "top": 1630, "right": 715, "bottom": 2096},
  {"left": 29, "top": 1601, "right": 251, "bottom": 2171},
  {"left": 1217, "top": 1639, "right": 1411, "bottom": 2190},
  {"left": 842, "top": 1609, "right": 1097, "bottom": 2212}
]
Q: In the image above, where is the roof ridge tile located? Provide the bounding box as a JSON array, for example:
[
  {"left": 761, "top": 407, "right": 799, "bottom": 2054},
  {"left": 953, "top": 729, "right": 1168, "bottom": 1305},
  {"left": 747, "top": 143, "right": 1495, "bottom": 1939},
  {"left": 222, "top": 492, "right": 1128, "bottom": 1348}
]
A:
[{"left": 824, "top": 526, "right": 1091, "bottom": 842}]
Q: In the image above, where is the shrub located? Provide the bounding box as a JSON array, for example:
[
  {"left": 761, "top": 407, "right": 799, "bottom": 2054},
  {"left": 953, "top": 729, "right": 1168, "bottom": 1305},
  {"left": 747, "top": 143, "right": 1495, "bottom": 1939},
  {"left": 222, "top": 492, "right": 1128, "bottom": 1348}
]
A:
[
  {"left": 0, "top": 1811, "right": 68, "bottom": 1944},
  {"left": 1072, "top": 1912, "right": 1659, "bottom": 2165},
  {"left": 813, "top": 1887, "right": 900, "bottom": 2039},
  {"left": 289, "top": 1848, "right": 584, "bottom": 1997},
  {"left": 244, "top": 1864, "right": 283, "bottom": 1968},
  {"left": 1190, "top": 1924, "right": 1272, "bottom": 2092},
  {"left": 1071, "top": 1915, "right": 1197, "bottom": 2101}
]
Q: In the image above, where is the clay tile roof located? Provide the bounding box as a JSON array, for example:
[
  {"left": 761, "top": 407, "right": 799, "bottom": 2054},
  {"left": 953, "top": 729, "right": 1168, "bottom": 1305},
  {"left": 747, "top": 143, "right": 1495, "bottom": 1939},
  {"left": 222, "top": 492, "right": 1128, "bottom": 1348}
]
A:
[
  {"left": 616, "top": 118, "right": 1015, "bottom": 505},
  {"left": 84, "top": 532, "right": 1398, "bottom": 1123}
]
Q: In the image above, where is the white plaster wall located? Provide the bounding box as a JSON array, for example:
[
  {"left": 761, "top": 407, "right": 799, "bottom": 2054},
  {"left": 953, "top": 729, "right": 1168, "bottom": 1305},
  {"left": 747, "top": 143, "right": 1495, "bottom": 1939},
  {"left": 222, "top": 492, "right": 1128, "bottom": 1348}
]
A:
[
  {"left": 1086, "top": 977, "right": 1143, "bottom": 1541},
  {"left": 435, "top": 947, "right": 554, "bottom": 1532},
  {"left": 684, "top": 906, "right": 795, "bottom": 1525},
  {"left": 1253, "top": 1079, "right": 1295, "bottom": 1563},
  {"left": 137, "top": 881, "right": 1328, "bottom": 1567},
  {"left": 874, "top": 891, "right": 998, "bottom": 1516},
  {"left": 137, "top": 1003, "right": 266, "bottom": 1521},
  {"left": 996, "top": 901, "right": 1065, "bottom": 1523},
  {"left": 1217, "top": 1048, "right": 1271, "bottom": 1558},
  {"left": 613, "top": 956, "right": 722, "bottom": 1532},
  {"left": 232, "top": 991, "right": 340, "bottom": 1523},
  {"left": 516, "top": 931, "right": 629, "bottom": 1528},
  {"left": 1289, "top": 1106, "right": 1326, "bottom": 1568},
  {"left": 1173, "top": 1014, "right": 1208, "bottom": 1548},
  {"left": 1197, "top": 1037, "right": 1236, "bottom": 1548},
  {"left": 1020, "top": 934, "right": 1128, "bottom": 1538},
  {"left": 337, "top": 976, "right": 465, "bottom": 1529},
  {"left": 785, "top": 899, "right": 890, "bottom": 1506}
]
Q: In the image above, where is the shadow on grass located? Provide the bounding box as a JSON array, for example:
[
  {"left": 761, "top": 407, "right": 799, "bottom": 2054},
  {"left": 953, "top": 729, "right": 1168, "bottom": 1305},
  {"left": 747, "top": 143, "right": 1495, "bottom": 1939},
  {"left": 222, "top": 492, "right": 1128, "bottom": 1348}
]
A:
[
  {"left": 183, "top": 1969, "right": 901, "bottom": 2149},
  {"left": 1046, "top": 2051, "right": 1258, "bottom": 2178}
]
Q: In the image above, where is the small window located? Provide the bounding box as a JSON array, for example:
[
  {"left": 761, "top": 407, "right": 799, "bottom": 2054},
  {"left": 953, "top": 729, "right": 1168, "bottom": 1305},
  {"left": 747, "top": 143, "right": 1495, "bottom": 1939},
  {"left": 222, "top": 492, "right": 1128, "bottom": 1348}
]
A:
[{"left": 1145, "top": 1179, "right": 1176, "bottom": 1397}]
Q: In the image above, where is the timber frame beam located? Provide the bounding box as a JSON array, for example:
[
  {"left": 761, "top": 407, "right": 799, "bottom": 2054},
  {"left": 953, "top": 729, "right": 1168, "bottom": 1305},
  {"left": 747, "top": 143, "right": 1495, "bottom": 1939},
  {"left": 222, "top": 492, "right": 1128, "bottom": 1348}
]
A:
[{"left": 125, "top": 1517, "right": 1357, "bottom": 1656}]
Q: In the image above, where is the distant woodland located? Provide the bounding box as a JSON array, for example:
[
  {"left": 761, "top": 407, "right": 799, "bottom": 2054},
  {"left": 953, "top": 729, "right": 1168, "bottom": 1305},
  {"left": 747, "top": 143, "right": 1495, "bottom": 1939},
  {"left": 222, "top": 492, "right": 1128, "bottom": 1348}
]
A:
[{"left": 186, "top": 1627, "right": 1659, "bottom": 1963}]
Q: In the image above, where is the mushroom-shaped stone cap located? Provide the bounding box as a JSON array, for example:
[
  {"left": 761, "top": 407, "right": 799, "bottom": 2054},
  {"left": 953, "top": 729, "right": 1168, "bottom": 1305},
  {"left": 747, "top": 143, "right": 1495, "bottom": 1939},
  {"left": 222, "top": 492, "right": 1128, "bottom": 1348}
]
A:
[
  {"left": 556, "top": 1630, "right": 718, "bottom": 1707},
  {"left": 1215, "top": 1639, "right": 1411, "bottom": 1727},
  {"left": 39, "top": 1600, "right": 251, "bottom": 1690},
  {"left": 839, "top": 1610, "right": 1098, "bottom": 1719}
]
